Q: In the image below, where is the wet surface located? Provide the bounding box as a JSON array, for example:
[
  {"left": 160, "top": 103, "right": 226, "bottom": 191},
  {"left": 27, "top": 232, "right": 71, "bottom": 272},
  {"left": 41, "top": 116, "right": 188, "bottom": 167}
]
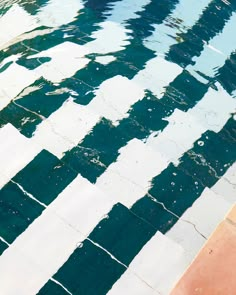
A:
[{"left": 0, "top": 0, "right": 235, "bottom": 294}]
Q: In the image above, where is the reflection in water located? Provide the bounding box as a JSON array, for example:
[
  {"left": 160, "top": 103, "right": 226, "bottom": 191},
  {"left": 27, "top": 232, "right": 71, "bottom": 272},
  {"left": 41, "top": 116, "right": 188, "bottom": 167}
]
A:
[
  {"left": 217, "top": 51, "right": 236, "bottom": 94},
  {"left": 0, "top": 0, "right": 236, "bottom": 294},
  {"left": 167, "top": 0, "right": 236, "bottom": 67}
]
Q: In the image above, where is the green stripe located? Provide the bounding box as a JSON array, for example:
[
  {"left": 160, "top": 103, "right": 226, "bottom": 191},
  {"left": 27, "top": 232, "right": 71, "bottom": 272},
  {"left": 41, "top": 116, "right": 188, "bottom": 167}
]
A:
[
  {"left": 13, "top": 150, "right": 77, "bottom": 205},
  {"left": 53, "top": 239, "right": 125, "bottom": 295},
  {"left": 88, "top": 203, "right": 156, "bottom": 265},
  {"left": 0, "top": 182, "right": 43, "bottom": 243}
]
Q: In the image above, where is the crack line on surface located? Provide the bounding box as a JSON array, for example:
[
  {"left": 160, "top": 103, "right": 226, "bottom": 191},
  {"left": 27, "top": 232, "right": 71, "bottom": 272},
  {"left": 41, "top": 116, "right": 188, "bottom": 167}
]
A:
[
  {"left": 0, "top": 236, "right": 10, "bottom": 246},
  {"left": 12, "top": 100, "right": 45, "bottom": 120},
  {"left": 223, "top": 176, "right": 236, "bottom": 187},
  {"left": 181, "top": 219, "right": 207, "bottom": 240},
  {"left": 131, "top": 271, "right": 162, "bottom": 294},
  {"left": 50, "top": 278, "right": 73, "bottom": 295},
  {"left": 86, "top": 237, "right": 127, "bottom": 268},
  {"left": 104, "top": 165, "right": 207, "bottom": 241},
  {"left": 11, "top": 180, "right": 47, "bottom": 208},
  {"left": 147, "top": 192, "right": 207, "bottom": 240}
]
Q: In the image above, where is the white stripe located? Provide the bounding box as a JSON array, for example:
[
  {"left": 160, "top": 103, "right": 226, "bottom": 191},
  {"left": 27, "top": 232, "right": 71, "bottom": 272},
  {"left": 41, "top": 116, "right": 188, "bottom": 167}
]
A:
[
  {"left": 106, "top": 0, "right": 151, "bottom": 23},
  {"left": 1, "top": 27, "right": 56, "bottom": 52},
  {"left": 179, "top": 188, "right": 231, "bottom": 238},
  {"left": 211, "top": 162, "right": 236, "bottom": 204},
  {"left": 188, "top": 83, "right": 236, "bottom": 132},
  {"left": 0, "top": 1, "right": 84, "bottom": 50},
  {"left": 0, "top": 54, "right": 22, "bottom": 67},
  {"left": 0, "top": 124, "right": 41, "bottom": 189},
  {"left": 144, "top": 0, "right": 211, "bottom": 54},
  {"left": 0, "top": 174, "right": 114, "bottom": 294},
  {"left": 95, "top": 86, "right": 236, "bottom": 207},
  {"left": 32, "top": 75, "right": 144, "bottom": 157},
  {"left": 36, "top": 0, "right": 84, "bottom": 28},
  {"left": 85, "top": 0, "right": 151, "bottom": 54},
  {"left": 88, "top": 75, "right": 144, "bottom": 123},
  {"left": 0, "top": 17, "right": 87, "bottom": 106},
  {"left": 30, "top": 41, "right": 90, "bottom": 83},
  {"left": 132, "top": 56, "right": 182, "bottom": 98},
  {"left": 30, "top": 56, "right": 180, "bottom": 157},
  {"left": 96, "top": 139, "right": 169, "bottom": 207},
  {"left": 85, "top": 21, "right": 131, "bottom": 54},
  {"left": 166, "top": 188, "right": 232, "bottom": 262},
  {"left": 107, "top": 270, "right": 159, "bottom": 295},
  {"left": 48, "top": 174, "right": 114, "bottom": 236},
  {"left": 33, "top": 99, "right": 101, "bottom": 158},
  {"left": 0, "top": 4, "right": 37, "bottom": 49},
  {"left": 141, "top": 7, "right": 235, "bottom": 98},
  {"left": 147, "top": 84, "right": 236, "bottom": 160},
  {"left": 166, "top": 220, "right": 206, "bottom": 267},
  {"left": 21, "top": 0, "right": 152, "bottom": 86},
  {"left": 146, "top": 110, "right": 206, "bottom": 164},
  {"left": 124, "top": 231, "right": 188, "bottom": 294},
  {"left": 187, "top": 12, "right": 236, "bottom": 78},
  {"left": 95, "top": 55, "right": 116, "bottom": 65},
  {"left": 0, "top": 63, "right": 40, "bottom": 111},
  {"left": 0, "top": 213, "right": 83, "bottom": 295}
]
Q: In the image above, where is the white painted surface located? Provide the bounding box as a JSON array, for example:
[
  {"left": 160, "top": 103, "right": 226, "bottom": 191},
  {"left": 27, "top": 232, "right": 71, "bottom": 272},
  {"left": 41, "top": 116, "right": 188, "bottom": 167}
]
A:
[
  {"left": 48, "top": 174, "right": 114, "bottom": 236},
  {"left": 33, "top": 75, "right": 144, "bottom": 157},
  {"left": 0, "top": 63, "right": 40, "bottom": 110},
  {"left": 165, "top": 189, "right": 233, "bottom": 266},
  {"left": 166, "top": 220, "right": 206, "bottom": 264},
  {"left": 0, "top": 124, "right": 41, "bottom": 189},
  {"left": 95, "top": 55, "right": 116, "bottom": 65},
  {"left": 85, "top": 0, "right": 151, "bottom": 54},
  {"left": 0, "top": 174, "right": 116, "bottom": 294},
  {"left": 96, "top": 139, "right": 169, "bottom": 207},
  {"left": 106, "top": 0, "right": 151, "bottom": 23},
  {"left": 132, "top": 57, "right": 182, "bottom": 98},
  {"left": 0, "top": 1, "right": 83, "bottom": 50},
  {"left": 0, "top": 54, "right": 22, "bottom": 67},
  {"left": 146, "top": 110, "right": 206, "bottom": 163},
  {"left": 128, "top": 231, "right": 188, "bottom": 294},
  {"left": 0, "top": 172, "right": 9, "bottom": 191},
  {"left": 0, "top": 4, "right": 37, "bottom": 48},
  {"left": 33, "top": 99, "right": 100, "bottom": 158},
  {"left": 0, "top": 210, "right": 84, "bottom": 295},
  {"left": 96, "top": 82, "right": 235, "bottom": 208},
  {"left": 107, "top": 270, "right": 158, "bottom": 295},
  {"left": 188, "top": 84, "right": 236, "bottom": 132},
  {"left": 0, "top": 2, "right": 234, "bottom": 294},
  {"left": 144, "top": 0, "right": 211, "bottom": 54},
  {"left": 181, "top": 188, "right": 231, "bottom": 238},
  {"left": 0, "top": 27, "right": 56, "bottom": 52},
  {"left": 188, "top": 12, "right": 236, "bottom": 78},
  {"left": 37, "top": 0, "right": 83, "bottom": 28},
  {"left": 147, "top": 84, "right": 236, "bottom": 162},
  {"left": 211, "top": 163, "right": 236, "bottom": 204},
  {"left": 29, "top": 42, "right": 90, "bottom": 83},
  {"left": 86, "top": 21, "right": 130, "bottom": 54},
  {"left": 89, "top": 75, "right": 144, "bottom": 124}
]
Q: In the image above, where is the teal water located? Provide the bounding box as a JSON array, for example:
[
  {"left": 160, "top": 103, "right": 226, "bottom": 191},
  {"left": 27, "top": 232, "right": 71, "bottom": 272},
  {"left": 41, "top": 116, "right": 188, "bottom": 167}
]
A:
[{"left": 0, "top": 0, "right": 236, "bottom": 294}]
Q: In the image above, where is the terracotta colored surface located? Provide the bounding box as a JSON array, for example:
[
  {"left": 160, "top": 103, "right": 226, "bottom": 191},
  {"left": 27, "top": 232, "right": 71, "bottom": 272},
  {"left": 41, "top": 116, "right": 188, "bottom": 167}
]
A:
[
  {"left": 171, "top": 205, "right": 236, "bottom": 295},
  {"left": 227, "top": 205, "right": 236, "bottom": 224}
]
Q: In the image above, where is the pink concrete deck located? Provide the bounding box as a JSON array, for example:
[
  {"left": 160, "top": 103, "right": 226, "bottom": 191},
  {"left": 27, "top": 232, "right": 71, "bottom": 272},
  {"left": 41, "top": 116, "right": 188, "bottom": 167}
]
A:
[{"left": 171, "top": 205, "right": 236, "bottom": 295}]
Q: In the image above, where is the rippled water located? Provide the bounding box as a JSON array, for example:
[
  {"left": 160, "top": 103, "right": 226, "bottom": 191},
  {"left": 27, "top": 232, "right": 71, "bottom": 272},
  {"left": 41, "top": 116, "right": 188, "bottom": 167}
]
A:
[{"left": 0, "top": 0, "right": 236, "bottom": 294}]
